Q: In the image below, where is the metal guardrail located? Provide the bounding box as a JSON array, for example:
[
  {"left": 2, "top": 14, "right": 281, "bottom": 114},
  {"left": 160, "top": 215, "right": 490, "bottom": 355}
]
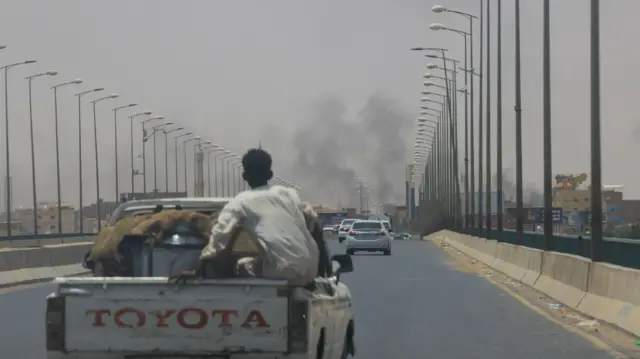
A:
[
  {"left": 0, "top": 232, "right": 98, "bottom": 243},
  {"left": 460, "top": 228, "right": 640, "bottom": 270}
]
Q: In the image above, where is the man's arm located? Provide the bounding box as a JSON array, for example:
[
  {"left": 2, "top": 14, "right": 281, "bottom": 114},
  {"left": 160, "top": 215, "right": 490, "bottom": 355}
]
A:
[{"left": 200, "top": 197, "right": 246, "bottom": 260}]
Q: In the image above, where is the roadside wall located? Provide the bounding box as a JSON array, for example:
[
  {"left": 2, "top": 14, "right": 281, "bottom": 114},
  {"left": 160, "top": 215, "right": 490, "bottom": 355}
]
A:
[
  {"left": 0, "top": 240, "right": 93, "bottom": 287},
  {"left": 427, "top": 230, "right": 640, "bottom": 338}
]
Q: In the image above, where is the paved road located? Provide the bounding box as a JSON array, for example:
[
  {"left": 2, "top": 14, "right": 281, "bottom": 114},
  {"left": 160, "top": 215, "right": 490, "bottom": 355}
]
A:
[
  {"left": 0, "top": 240, "right": 618, "bottom": 358},
  {"left": 328, "top": 239, "right": 615, "bottom": 359}
]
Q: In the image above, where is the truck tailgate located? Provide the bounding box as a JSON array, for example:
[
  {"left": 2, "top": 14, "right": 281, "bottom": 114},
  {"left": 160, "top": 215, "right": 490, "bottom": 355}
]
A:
[{"left": 57, "top": 277, "right": 289, "bottom": 354}]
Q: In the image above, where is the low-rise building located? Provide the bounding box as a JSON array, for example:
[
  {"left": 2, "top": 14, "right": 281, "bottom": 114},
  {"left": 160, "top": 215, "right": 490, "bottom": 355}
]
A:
[{"left": 15, "top": 202, "right": 76, "bottom": 234}]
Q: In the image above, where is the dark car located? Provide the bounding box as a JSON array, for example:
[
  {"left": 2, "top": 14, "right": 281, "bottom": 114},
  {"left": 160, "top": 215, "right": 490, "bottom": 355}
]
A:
[{"left": 394, "top": 233, "right": 411, "bottom": 240}]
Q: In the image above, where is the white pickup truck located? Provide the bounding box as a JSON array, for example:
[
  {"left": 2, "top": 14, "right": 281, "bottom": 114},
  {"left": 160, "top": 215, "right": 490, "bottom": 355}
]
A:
[{"left": 46, "top": 197, "right": 356, "bottom": 359}]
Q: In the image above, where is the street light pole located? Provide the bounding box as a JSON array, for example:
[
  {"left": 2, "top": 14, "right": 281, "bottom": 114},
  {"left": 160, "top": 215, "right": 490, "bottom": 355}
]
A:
[
  {"left": 514, "top": 0, "right": 524, "bottom": 241},
  {"left": 162, "top": 127, "right": 184, "bottom": 192},
  {"left": 485, "top": 0, "right": 491, "bottom": 234},
  {"left": 2, "top": 59, "right": 36, "bottom": 236},
  {"left": 51, "top": 78, "right": 81, "bottom": 234},
  {"left": 172, "top": 132, "right": 192, "bottom": 192},
  {"left": 75, "top": 87, "right": 104, "bottom": 234},
  {"left": 148, "top": 123, "right": 172, "bottom": 192},
  {"left": 183, "top": 137, "right": 200, "bottom": 195},
  {"left": 129, "top": 111, "right": 152, "bottom": 195},
  {"left": 26, "top": 70, "right": 59, "bottom": 235},
  {"left": 113, "top": 104, "right": 137, "bottom": 202},
  {"left": 496, "top": 0, "right": 504, "bottom": 232},
  {"left": 141, "top": 116, "right": 163, "bottom": 193},
  {"left": 90, "top": 93, "right": 118, "bottom": 231},
  {"left": 590, "top": 0, "right": 602, "bottom": 261},
  {"left": 431, "top": 5, "right": 478, "bottom": 227},
  {"left": 543, "top": 0, "right": 553, "bottom": 250},
  {"left": 478, "top": 0, "right": 484, "bottom": 230},
  {"left": 214, "top": 152, "right": 226, "bottom": 196}
]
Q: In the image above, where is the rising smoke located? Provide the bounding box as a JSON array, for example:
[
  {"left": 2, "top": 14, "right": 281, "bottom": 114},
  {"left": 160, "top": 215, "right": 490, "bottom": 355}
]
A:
[
  {"left": 493, "top": 168, "right": 543, "bottom": 206},
  {"left": 286, "top": 94, "right": 413, "bottom": 207}
]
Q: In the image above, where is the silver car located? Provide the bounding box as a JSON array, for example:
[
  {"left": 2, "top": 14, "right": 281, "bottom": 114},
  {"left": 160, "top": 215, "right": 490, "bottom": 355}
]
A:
[
  {"left": 337, "top": 218, "right": 358, "bottom": 242},
  {"left": 346, "top": 220, "right": 392, "bottom": 256}
]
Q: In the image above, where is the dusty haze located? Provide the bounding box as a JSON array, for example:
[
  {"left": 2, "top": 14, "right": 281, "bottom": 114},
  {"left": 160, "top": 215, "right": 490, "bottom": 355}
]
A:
[{"left": 0, "top": 0, "right": 637, "bottom": 211}]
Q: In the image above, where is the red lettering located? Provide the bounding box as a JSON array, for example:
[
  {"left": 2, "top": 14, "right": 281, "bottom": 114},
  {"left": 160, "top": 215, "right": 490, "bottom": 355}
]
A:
[
  {"left": 86, "top": 309, "right": 111, "bottom": 327},
  {"left": 212, "top": 309, "right": 239, "bottom": 327},
  {"left": 153, "top": 310, "right": 176, "bottom": 328},
  {"left": 177, "top": 308, "right": 208, "bottom": 329},
  {"left": 114, "top": 308, "right": 146, "bottom": 328},
  {"left": 241, "top": 310, "right": 270, "bottom": 328}
]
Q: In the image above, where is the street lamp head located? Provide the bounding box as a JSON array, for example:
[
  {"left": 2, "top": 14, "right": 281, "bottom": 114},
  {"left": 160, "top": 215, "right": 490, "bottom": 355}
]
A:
[
  {"left": 151, "top": 116, "right": 164, "bottom": 120},
  {"left": 93, "top": 88, "right": 104, "bottom": 92},
  {"left": 426, "top": 64, "right": 438, "bottom": 69},
  {"left": 127, "top": 103, "right": 138, "bottom": 107},
  {"left": 164, "top": 122, "right": 174, "bottom": 126},
  {"left": 46, "top": 71, "right": 58, "bottom": 76},
  {"left": 0, "top": 46, "right": 6, "bottom": 50},
  {"left": 108, "top": 93, "right": 118, "bottom": 99},
  {"left": 423, "top": 73, "right": 433, "bottom": 78},
  {"left": 72, "top": 79, "right": 83, "bottom": 84},
  {"left": 204, "top": 140, "right": 212, "bottom": 144},
  {"left": 24, "top": 60, "right": 37, "bottom": 64},
  {"left": 173, "top": 127, "right": 185, "bottom": 131},
  {"left": 431, "top": 5, "right": 448, "bottom": 13},
  {"left": 183, "top": 132, "right": 193, "bottom": 136},
  {"left": 193, "top": 136, "right": 201, "bottom": 140},
  {"left": 428, "top": 23, "right": 446, "bottom": 31},
  {"left": 423, "top": 81, "right": 436, "bottom": 86},
  {"left": 143, "top": 111, "right": 152, "bottom": 115}
]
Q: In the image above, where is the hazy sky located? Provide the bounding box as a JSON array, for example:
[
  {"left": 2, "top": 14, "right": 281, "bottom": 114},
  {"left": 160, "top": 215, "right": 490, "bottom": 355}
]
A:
[{"left": 0, "top": 0, "right": 638, "bottom": 212}]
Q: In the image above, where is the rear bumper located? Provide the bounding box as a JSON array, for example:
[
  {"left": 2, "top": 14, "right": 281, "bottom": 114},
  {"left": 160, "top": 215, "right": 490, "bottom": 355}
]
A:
[{"left": 346, "top": 239, "right": 391, "bottom": 251}]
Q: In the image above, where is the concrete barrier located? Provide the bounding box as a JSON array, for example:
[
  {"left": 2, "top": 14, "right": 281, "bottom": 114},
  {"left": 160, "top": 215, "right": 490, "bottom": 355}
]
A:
[
  {"left": 0, "top": 242, "right": 93, "bottom": 287},
  {"left": 578, "top": 262, "right": 640, "bottom": 337},
  {"left": 429, "top": 230, "right": 640, "bottom": 338},
  {"left": 533, "top": 252, "right": 590, "bottom": 308},
  {"left": 0, "top": 264, "right": 88, "bottom": 288}
]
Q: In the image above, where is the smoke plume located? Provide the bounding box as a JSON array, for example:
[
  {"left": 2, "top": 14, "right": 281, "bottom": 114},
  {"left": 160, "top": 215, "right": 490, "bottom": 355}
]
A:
[
  {"left": 286, "top": 94, "right": 413, "bottom": 207},
  {"left": 493, "top": 168, "right": 543, "bottom": 207}
]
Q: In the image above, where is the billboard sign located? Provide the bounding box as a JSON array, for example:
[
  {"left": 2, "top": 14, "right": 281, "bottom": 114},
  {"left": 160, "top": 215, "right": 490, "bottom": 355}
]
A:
[{"left": 506, "top": 207, "right": 563, "bottom": 224}]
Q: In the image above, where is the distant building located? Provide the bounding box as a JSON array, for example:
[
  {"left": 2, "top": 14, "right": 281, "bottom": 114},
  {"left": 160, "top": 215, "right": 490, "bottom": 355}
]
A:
[{"left": 15, "top": 202, "right": 76, "bottom": 234}]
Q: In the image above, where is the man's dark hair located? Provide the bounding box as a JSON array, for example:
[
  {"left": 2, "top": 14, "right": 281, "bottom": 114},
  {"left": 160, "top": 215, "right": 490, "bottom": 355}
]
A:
[{"left": 242, "top": 148, "right": 273, "bottom": 188}]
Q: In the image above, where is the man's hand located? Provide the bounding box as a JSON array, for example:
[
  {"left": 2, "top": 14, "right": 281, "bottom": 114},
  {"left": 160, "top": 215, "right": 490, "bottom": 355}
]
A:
[{"left": 169, "top": 269, "right": 200, "bottom": 284}]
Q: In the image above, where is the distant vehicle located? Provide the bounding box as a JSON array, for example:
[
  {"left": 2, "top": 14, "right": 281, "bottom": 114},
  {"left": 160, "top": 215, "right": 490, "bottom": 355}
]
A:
[
  {"left": 394, "top": 233, "right": 411, "bottom": 240},
  {"left": 323, "top": 225, "right": 335, "bottom": 232},
  {"left": 53, "top": 197, "right": 357, "bottom": 359},
  {"left": 346, "top": 220, "right": 392, "bottom": 256},
  {"left": 381, "top": 220, "right": 393, "bottom": 234},
  {"left": 338, "top": 219, "right": 358, "bottom": 242}
]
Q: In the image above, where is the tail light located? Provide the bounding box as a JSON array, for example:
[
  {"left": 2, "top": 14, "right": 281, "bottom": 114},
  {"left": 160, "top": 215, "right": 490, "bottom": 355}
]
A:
[
  {"left": 46, "top": 295, "right": 66, "bottom": 351},
  {"left": 348, "top": 231, "right": 357, "bottom": 236},
  {"left": 377, "top": 231, "right": 386, "bottom": 236}
]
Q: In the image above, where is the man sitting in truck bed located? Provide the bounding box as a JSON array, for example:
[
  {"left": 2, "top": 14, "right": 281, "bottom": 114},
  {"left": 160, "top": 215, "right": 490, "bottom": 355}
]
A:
[{"left": 200, "top": 148, "right": 321, "bottom": 285}]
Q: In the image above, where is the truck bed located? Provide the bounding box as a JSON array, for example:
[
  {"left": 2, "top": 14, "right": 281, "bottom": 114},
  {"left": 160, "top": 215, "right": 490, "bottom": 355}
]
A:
[{"left": 51, "top": 277, "right": 290, "bottom": 354}]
